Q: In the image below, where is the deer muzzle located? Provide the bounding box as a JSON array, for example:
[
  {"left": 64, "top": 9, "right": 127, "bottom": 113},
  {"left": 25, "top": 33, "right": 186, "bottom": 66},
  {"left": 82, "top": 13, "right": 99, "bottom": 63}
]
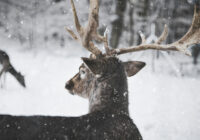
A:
[{"left": 65, "top": 80, "right": 74, "bottom": 91}]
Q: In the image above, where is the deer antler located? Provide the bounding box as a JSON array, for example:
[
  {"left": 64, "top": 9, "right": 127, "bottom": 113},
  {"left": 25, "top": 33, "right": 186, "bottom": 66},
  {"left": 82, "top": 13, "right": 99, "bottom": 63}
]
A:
[
  {"left": 66, "top": 0, "right": 107, "bottom": 57},
  {"left": 110, "top": 5, "right": 200, "bottom": 56},
  {"left": 66, "top": 1, "right": 200, "bottom": 57}
]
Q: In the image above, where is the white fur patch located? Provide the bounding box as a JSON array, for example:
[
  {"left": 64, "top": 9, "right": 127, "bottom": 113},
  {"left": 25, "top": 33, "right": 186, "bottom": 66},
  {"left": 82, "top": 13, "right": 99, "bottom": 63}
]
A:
[{"left": 80, "top": 72, "right": 86, "bottom": 79}]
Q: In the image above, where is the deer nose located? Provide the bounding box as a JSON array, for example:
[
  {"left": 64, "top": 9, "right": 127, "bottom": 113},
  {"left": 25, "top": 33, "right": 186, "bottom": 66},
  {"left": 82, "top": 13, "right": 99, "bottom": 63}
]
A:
[{"left": 65, "top": 81, "right": 74, "bottom": 90}]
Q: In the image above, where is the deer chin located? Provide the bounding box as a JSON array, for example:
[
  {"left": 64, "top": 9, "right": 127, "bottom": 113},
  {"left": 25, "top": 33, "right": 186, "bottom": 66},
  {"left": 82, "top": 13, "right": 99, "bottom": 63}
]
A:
[
  {"left": 77, "top": 94, "right": 88, "bottom": 99},
  {"left": 69, "top": 90, "right": 89, "bottom": 99},
  {"left": 76, "top": 91, "right": 89, "bottom": 99},
  {"left": 67, "top": 90, "right": 74, "bottom": 95}
]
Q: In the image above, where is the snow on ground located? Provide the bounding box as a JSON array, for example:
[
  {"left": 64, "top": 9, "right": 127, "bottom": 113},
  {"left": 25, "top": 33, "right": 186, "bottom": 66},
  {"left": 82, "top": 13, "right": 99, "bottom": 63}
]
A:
[{"left": 0, "top": 36, "right": 200, "bottom": 140}]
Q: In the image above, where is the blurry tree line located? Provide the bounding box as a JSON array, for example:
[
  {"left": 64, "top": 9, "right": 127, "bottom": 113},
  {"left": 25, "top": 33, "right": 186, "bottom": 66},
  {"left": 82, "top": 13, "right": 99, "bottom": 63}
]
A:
[
  {"left": 0, "top": 0, "right": 67, "bottom": 48},
  {"left": 111, "top": 0, "right": 195, "bottom": 47},
  {"left": 0, "top": 0, "right": 195, "bottom": 45},
  {"left": 0, "top": 0, "right": 199, "bottom": 64}
]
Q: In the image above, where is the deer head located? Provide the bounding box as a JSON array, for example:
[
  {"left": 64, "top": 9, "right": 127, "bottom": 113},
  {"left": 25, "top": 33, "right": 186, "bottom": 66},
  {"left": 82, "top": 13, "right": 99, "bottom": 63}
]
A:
[
  {"left": 65, "top": 0, "right": 200, "bottom": 113},
  {"left": 65, "top": 56, "right": 145, "bottom": 97},
  {"left": 65, "top": 56, "right": 145, "bottom": 113}
]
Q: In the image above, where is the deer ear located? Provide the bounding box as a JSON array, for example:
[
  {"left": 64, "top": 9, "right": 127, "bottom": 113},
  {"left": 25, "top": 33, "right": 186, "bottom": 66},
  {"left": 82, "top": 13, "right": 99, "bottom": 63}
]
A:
[
  {"left": 81, "top": 57, "right": 102, "bottom": 75},
  {"left": 123, "top": 61, "right": 146, "bottom": 77}
]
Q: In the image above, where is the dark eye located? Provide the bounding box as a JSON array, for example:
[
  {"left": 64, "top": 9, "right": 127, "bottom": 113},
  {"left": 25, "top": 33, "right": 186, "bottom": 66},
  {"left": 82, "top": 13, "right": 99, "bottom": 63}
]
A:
[
  {"left": 80, "top": 69, "right": 85, "bottom": 75},
  {"left": 79, "top": 69, "right": 86, "bottom": 79}
]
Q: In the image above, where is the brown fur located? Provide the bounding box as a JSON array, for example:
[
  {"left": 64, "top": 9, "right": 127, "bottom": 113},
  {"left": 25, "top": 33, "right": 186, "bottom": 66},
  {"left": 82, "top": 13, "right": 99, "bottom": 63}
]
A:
[{"left": 65, "top": 56, "right": 145, "bottom": 133}]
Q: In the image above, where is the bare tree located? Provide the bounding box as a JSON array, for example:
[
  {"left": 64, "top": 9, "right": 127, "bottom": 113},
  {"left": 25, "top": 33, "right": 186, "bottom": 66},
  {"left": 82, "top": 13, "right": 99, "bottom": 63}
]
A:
[{"left": 110, "top": 0, "right": 127, "bottom": 48}]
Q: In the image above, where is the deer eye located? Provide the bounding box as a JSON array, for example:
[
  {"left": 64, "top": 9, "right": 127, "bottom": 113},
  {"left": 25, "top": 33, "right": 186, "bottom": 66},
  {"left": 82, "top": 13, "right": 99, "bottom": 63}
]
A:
[{"left": 79, "top": 69, "right": 86, "bottom": 79}]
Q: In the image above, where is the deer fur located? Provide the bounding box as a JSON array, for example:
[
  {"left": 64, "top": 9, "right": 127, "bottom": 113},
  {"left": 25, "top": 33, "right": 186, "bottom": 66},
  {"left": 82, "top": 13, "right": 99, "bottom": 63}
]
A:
[
  {"left": 1, "top": 0, "right": 198, "bottom": 139},
  {"left": 0, "top": 56, "right": 145, "bottom": 140},
  {"left": 66, "top": 57, "right": 145, "bottom": 114},
  {"left": 0, "top": 50, "right": 26, "bottom": 88}
]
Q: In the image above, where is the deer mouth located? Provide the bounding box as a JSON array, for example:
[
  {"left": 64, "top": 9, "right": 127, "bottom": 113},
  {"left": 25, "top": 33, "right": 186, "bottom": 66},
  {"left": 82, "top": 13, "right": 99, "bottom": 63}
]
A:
[
  {"left": 68, "top": 90, "right": 74, "bottom": 95},
  {"left": 65, "top": 81, "right": 74, "bottom": 89},
  {"left": 65, "top": 87, "right": 74, "bottom": 95},
  {"left": 65, "top": 81, "right": 75, "bottom": 95}
]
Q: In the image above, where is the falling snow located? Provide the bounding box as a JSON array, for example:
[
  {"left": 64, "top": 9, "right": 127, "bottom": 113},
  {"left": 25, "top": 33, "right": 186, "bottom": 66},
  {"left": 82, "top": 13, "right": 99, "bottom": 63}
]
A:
[{"left": 0, "top": 0, "right": 200, "bottom": 140}]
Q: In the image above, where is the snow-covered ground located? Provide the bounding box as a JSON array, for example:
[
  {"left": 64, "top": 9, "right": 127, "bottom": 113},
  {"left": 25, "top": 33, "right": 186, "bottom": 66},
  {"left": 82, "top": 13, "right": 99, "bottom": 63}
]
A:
[{"left": 0, "top": 36, "right": 200, "bottom": 140}]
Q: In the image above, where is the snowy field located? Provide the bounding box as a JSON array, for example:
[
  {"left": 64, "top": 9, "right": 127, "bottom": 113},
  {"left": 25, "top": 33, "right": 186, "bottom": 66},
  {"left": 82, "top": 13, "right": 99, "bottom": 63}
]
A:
[{"left": 0, "top": 36, "right": 200, "bottom": 140}]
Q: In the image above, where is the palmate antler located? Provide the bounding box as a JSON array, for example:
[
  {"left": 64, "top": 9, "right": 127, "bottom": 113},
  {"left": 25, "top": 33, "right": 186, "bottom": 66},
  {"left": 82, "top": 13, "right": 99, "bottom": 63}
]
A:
[{"left": 66, "top": 0, "right": 200, "bottom": 57}]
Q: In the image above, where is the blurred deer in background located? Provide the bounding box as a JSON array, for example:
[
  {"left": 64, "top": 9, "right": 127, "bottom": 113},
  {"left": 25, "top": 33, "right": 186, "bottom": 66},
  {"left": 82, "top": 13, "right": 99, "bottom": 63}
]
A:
[
  {"left": 0, "top": 50, "right": 26, "bottom": 88},
  {"left": 0, "top": 0, "right": 199, "bottom": 140}
]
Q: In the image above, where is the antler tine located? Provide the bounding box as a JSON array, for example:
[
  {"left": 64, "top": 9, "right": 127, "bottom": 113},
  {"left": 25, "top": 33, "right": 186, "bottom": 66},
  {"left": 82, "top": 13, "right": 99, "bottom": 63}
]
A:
[
  {"left": 178, "top": 5, "right": 200, "bottom": 43},
  {"left": 69, "top": 0, "right": 83, "bottom": 35},
  {"left": 110, "top": 4, "right": 200, "bottom": 56},
  {"left": 103, "top": 28, "right": 111, "bottom": 55},
  {"left": 169, "top": 4, "right": 200, "bottom": 55},
  {"left": 87, "top": 0, "right": 105, "bottom": 42},
  {"left": 65, "top": 27, "right": 79, "bottom": 41},
  {"left": 66, "top": 0, "right": 103, "bottom": 57},
  {"left": 155, "top": 24, "right": 168, "bottom": 44},
  {"left": 138, "top": 31, "right": 146, "bottom": 44}
]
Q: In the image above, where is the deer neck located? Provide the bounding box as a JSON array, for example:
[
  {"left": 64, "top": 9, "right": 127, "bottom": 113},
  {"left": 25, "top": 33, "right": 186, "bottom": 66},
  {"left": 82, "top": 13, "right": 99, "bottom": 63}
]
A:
[{"left": 88, "top": 66, "right": 129, "bottom": 116}]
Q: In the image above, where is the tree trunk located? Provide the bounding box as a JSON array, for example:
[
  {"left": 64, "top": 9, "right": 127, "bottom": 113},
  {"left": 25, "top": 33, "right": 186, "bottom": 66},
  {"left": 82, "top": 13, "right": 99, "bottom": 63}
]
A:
[
  {"left": 128, "top": 4, "right": 134, "bottom": 46},
  {"left": 110, "top": 0, "right": 127, "bottom": 48}
]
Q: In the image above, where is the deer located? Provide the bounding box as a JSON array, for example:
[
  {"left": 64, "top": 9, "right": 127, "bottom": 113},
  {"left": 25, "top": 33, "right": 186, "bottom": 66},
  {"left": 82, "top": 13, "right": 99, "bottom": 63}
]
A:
[
  {"left": 0, "top": 50, "right": 26, "bottom": 88},
  {"left": 0, "top": 0, "right": 200, "bottom": 140}
]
